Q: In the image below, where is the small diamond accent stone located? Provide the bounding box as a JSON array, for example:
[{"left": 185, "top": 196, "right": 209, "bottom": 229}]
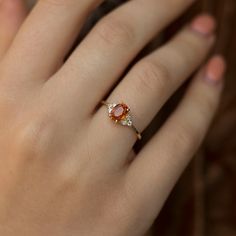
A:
[{"left": 120, "top": 114, "right": 133, "bottom": 126}]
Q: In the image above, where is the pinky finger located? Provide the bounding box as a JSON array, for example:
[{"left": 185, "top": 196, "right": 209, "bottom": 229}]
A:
[
  {"left": 0, "top": 0, "right": 27, "bottom": 58},
  {"left": 125, "top": 56, "right": 226, "bottom": 226}
]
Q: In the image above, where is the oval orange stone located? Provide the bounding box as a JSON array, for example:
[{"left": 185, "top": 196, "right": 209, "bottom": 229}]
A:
[{"left": 110, "top": 104, "right": 129, "bottom": 121}]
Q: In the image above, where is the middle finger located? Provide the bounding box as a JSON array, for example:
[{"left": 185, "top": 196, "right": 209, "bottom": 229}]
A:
[{"left": 49, "top": 0, "right": 195, "bottom": 118}]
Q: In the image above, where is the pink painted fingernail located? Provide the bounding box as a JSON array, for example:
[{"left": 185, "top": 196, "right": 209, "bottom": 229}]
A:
[
  {"left": 190, "top": 14, "right": 216, "bottom": 36},
  {"left": 204, "top": 56, "right": 226, "bottom": 84}
]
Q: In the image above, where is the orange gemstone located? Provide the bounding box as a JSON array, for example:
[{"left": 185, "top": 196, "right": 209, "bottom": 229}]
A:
[{"left": 110, "top": 103, "right": 129, "bottom": 121}]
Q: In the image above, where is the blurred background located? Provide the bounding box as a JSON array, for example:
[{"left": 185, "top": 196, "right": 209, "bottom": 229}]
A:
[{"left": 26, "top": 0, "right": 236, "bottom": 235}]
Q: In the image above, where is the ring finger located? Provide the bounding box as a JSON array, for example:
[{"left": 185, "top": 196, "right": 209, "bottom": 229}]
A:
[{"left": 93, "top": 14, "right": 216, "bottom": 159}]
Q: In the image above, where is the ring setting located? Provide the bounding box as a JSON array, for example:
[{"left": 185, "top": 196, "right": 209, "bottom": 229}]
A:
[{"left": 102, "top": 101, "right": 142, "bottom": 140}]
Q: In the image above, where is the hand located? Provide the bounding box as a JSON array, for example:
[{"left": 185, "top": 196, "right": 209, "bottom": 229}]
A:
[{"left": 0, "top": 0, "right": 226, "bottom": 235}]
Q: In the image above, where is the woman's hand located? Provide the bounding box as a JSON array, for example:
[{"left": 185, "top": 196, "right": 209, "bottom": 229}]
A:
[{"left": 0, "top": 0, "right": 226, "bottom": 235}]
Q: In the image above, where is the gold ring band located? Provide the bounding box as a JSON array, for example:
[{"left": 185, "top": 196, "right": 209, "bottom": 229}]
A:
[{"left": 101, "top": 101, "right": 142, "bottom": 140}]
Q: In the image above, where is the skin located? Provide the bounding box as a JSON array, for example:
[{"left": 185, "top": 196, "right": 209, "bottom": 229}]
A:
[{"left": 0, "top": 0, "right": 226, "bottom": 236}]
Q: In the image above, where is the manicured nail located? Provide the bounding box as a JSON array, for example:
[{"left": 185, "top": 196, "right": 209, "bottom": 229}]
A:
[
  {"left": 190, "top": 14, "right": 216, "bottom": 36},
  {"left": 204, "top": 56, "right": 226, "bottom": 85}
]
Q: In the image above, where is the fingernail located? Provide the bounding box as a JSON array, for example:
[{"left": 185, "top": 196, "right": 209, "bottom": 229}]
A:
[
  {"left": 190, "top": 14, "right": 216, "bottom": 37},
  {"left": 204, "top": 55, "right": 226, "bottom": 85}
]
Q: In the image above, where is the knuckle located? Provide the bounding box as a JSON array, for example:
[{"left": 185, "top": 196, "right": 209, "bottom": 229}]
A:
[
  {"left": 174, "top": 123, "right": 202, "bottom": 154},
  {"left": 172, "top": 93, "right": 218, "bottom": 155},
  {"left": 170, "top": 33, "right": 207, "bottom": 67},
  {"left": 95, "top": 16, "right": 135, "bottom": 46},
  {"left": 181, "top": 124, "right": 200, "bottom": 147},
  {"left": 193, "top": 94, "right": 217, "bottom": 123},
  {"left": 186, "top": 43, "right": 201, "bottom": 62},
  {"left": 15, "top": 116, "right": 55, "bottom": 158},
  {"left": 180, "top": 37, "right": 205, "bottom": 63},
  {"left": 134, "top": 59, "right": 170, "bottom": 93},
  {"left": 202, "top": 93, "right": 217, "bottom": 112}
]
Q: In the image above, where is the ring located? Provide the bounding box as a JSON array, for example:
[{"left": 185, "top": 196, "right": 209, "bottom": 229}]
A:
[{"left": 101, "top": 101, "right": 142, "bottom": 140}]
